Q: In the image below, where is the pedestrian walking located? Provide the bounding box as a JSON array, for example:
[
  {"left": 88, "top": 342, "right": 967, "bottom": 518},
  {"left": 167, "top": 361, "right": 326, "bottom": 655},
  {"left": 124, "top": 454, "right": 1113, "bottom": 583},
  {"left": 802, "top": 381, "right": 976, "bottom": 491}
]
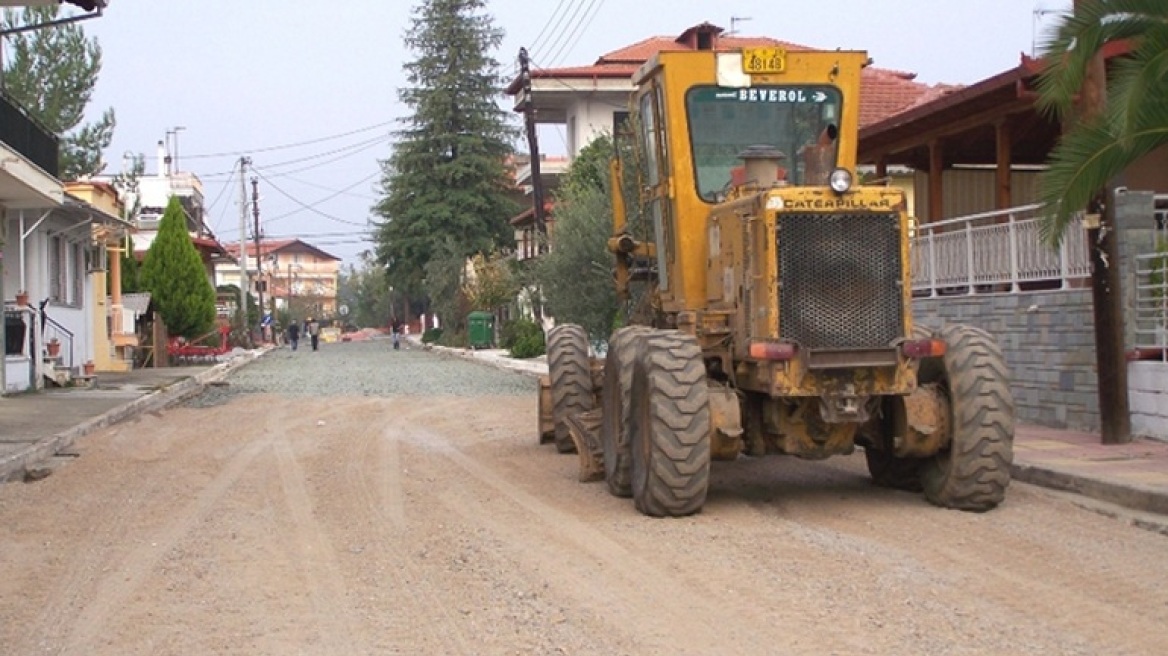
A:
[
  {"left": 306, "top": 317, "right": 321, "bottom": 351},
  {"left": 287, "top": 321, "right": 300, "bottom": 351}
]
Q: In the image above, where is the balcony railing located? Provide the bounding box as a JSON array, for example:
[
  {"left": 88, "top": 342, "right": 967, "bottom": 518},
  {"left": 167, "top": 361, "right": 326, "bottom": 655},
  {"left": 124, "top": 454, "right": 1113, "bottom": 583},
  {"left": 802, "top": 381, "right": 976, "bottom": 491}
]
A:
[
  {"left": 912, "top": 204, "right": 1091, "bottom": 296},
  {"left": 0, "top": 90, "right": 59, "bottom": 177}
]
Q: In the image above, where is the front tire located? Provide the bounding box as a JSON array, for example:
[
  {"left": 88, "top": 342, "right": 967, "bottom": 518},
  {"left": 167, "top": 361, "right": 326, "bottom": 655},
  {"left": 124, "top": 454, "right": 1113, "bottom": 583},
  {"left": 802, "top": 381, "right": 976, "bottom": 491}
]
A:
[
  {"left": 921, "top": 324, "right": 1015, "bottom": 511},
  {"left": 630, "top": 331, "right": 711, "bottom": 517},
  {"left": 547, "top": 324, "right": 593, "bottom": 454}
]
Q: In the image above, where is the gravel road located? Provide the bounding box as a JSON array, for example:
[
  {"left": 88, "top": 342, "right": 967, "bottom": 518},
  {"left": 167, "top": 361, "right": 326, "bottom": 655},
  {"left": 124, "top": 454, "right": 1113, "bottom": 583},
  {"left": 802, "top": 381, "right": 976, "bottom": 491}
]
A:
[{"left": 1, "top": 338, "right": 1166, "bottom": 655}]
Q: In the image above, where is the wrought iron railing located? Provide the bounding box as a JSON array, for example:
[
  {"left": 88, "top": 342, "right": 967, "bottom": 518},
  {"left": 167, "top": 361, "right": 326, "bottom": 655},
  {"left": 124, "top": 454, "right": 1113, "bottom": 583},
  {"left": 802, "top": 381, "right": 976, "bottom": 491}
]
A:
[{"left": 911, "top": 204, "right": 1091, "bottom": 296}]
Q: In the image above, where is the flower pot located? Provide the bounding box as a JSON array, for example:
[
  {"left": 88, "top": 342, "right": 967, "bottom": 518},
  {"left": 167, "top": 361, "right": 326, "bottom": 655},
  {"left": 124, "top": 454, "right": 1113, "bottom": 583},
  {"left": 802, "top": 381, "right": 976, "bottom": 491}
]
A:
[
  {"left": 46, "top": 341, "right": 61, "bottom": 358},
  {"left": 15, "top": 292, "right": 29, "bottom": 306},
  {"left": 83, "top": 361, "right": 96, "bottom": 376}
]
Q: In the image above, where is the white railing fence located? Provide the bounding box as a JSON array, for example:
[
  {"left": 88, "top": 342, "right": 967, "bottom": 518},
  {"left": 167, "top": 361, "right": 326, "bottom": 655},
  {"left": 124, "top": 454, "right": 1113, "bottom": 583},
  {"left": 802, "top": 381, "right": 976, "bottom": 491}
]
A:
[
  {"left": 912, "top": 204, "right": 1091, "bottom": 296},
  {"left": 1134, "top": 251, "right": 1168, "bottom": 360}
]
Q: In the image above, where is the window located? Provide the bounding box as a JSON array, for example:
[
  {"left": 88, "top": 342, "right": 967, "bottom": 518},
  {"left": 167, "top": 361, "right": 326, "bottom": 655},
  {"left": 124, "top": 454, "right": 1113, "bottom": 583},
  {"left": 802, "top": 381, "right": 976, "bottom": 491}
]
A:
[
  {"left": 49, "top": 235, "right": 84, "bottom": 306},
  {"left": 685, "top": 85, "right": 842, "bottom": 201}
]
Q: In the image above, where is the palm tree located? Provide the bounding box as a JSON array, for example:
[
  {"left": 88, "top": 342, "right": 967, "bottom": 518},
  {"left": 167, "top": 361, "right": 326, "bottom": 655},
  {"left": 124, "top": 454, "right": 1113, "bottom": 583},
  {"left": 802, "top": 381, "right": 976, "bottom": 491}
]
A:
[{"left": 1036, "top": 0, "right": 1168, "bottom": 246}]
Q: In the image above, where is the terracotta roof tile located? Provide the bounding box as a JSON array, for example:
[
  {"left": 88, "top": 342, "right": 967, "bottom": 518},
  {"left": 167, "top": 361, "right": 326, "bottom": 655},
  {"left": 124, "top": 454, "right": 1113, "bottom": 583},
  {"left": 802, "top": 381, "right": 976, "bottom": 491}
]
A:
[{"left": 516, "top": 22, "right": 942, "bottom": 126}]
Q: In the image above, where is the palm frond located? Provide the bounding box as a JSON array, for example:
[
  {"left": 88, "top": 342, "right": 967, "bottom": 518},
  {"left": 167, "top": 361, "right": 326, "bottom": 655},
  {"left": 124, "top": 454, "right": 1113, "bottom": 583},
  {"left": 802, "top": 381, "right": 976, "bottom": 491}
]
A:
[
  {"left": 1110, "top": 28, "right": 1168, "bottom": 141},
  {"left": 1039, "top": 120, "right": 1168, "bottom": 247},
  {"left": 1035, "top": 0, "right": 1168, "bottom": 118}
]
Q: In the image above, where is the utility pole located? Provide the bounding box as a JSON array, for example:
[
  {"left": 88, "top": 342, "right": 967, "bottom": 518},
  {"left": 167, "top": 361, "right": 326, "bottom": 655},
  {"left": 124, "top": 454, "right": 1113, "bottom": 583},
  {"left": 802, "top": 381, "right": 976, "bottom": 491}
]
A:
[
  {"left": 518, "top": 47, "right": 547, "bottom": 251},
  {"left": 238, "top": 156, "right": 251, "bottom": 332},
  {"left": 251, "top": 176, "right": 266, "bottom": 339},
  {"left": 1074, "top": 0, "right": 1130, "bottom": 444}
]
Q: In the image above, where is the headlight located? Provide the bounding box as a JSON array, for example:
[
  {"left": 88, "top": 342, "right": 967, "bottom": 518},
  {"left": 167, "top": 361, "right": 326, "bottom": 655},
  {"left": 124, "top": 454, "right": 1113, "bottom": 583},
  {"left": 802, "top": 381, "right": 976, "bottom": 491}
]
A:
[{"left": 828, "top": 168, "right": 852, "bottom": 194}]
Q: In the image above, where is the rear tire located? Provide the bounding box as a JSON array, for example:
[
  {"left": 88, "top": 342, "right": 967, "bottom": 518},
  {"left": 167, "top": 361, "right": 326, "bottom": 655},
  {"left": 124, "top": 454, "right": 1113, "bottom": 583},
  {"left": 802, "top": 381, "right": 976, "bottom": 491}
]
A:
[
  {"left": 601, "top": 326, "right": 650, "bottom": 497},
  {"left": 630, "top": 331, "right": 711, "bottom": 517},
  {"left": 921, "top": 324, "right": 1015, "bottom": 511},
  {"left": 547, "top": 324, "right": 592, "bottom": 454}
]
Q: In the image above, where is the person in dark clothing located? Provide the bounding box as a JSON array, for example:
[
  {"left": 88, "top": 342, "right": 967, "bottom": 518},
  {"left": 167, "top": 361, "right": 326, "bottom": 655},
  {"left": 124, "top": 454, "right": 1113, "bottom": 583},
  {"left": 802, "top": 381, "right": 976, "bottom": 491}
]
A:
[
  {"left": 306, "top": 317, "right": 321, "bottom": 351},
  {"left": 287, "top": 321, "right": 300, "bottom": 351}
]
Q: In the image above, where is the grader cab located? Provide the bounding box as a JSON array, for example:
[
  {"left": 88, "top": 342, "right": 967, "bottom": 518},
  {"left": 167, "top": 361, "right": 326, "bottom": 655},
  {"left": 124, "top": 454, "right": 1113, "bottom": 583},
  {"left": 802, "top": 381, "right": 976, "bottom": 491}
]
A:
[{"left": 537, "top": 46, "right": 1015, "bottom": 517}]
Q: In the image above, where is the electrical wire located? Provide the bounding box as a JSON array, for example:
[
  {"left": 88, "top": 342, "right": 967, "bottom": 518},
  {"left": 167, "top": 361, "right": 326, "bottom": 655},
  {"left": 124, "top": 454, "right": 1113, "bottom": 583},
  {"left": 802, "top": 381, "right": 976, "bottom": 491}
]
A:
[
  {"left": 196, "top": 135, "right": 389, "bottom": 179},
  {"left": 252, "top": 168, "right": 371, "bottom": 227},
  {"left": 534, "top": 0, "right": 591, "bottom": 66},
  {"left": 528, "top": 0, "right": 573, "bottom": 61},
  {"left": 544, "top": 0, "right": 605, "bottom": 68},
  {"left": 206, "top": 159, "right": 238, "bottom": 234},
  {"left": 268, "top": 171, "right": 381, "bottom": 202},
  {"left": 262, "top": 171, "right": 380, "bottom": 224},
  {"left": 179, "top": 120, "right": 393, "bottom": 161}
]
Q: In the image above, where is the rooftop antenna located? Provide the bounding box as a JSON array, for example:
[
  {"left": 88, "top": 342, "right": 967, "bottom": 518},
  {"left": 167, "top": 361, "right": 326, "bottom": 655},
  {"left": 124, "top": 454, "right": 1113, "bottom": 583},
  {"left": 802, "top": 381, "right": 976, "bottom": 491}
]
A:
[{"left": 728, "top": 16, "right": 752, "bottom": 36}]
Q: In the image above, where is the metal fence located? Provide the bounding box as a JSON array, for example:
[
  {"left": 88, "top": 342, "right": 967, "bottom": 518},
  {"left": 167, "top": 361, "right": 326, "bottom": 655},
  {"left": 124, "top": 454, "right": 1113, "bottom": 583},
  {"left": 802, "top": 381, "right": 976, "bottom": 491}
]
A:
[
  {"left": 911, "top": 204, "right": 1091, "bottom": 296},
  {"left": 1134, "top": 251, "right": 1168, "bottom": 361}
]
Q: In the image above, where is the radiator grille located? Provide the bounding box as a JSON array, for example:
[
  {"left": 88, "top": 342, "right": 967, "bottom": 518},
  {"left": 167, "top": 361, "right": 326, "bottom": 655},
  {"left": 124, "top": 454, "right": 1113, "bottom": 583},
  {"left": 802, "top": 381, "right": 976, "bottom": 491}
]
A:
[{"left": 777, "top": 212, "right": 903, "bottom": 349}]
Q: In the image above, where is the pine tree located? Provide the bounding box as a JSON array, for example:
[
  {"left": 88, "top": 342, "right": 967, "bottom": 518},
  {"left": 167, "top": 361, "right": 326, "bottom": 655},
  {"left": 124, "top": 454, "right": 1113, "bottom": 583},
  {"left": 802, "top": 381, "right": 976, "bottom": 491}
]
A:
[
  {"left": 372, "top": 0, "right": 518, "bottom": 299},
  {"left": 140, "top": 197, "right": 217, "bottom": 339},
  {"left": 1, "top": 5, "right": 115, "bottom": 179}
]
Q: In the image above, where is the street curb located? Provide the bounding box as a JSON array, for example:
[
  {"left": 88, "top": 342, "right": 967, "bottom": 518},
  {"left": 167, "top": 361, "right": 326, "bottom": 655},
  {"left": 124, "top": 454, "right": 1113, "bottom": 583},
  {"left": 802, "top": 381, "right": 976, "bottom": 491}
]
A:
[
  {"left": 0, "top": 348, "right": 270, "bottom": 482},
  {"left": 418, "top": 340, "right": 1168, "bottom": 517},
  {"left": 1010, "top": 462, "right": 1168, "bottom": 516}
]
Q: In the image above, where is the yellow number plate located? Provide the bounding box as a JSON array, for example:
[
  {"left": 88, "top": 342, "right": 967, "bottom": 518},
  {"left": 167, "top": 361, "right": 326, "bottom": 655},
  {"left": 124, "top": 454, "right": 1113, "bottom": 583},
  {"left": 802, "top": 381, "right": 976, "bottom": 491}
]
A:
[{"left": 742, "top": 47, "right": 787, "bottom": 74}]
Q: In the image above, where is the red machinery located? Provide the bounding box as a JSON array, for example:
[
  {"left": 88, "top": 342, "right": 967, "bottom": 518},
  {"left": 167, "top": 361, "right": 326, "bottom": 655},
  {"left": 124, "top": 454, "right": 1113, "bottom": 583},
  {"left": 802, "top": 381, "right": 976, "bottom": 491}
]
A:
[{"left": 167, "top": 325, "right": 231, "bottom": 364}]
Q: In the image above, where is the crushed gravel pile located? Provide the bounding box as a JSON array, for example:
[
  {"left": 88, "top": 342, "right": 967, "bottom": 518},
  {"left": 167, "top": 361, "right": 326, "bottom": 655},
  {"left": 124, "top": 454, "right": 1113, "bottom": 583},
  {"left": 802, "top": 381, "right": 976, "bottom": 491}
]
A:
[{"left": 186, "top": 338, "right": 535, "bottom": 407}]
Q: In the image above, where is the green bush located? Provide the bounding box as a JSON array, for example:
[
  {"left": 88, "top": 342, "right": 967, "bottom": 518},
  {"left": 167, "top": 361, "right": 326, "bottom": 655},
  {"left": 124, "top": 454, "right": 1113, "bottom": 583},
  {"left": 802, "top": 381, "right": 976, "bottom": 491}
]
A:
[
  {"left": 438, "top": 330, "right": 469, "bottom": 348},
  {"left": 500, "top": 318, "right": 543, "bottom": 350},
  {"left": 509, "top": 330, "right": 546, "bottom": 359},
  {"left": 422, "top": 327, "right": 443, "bottom": 344}
]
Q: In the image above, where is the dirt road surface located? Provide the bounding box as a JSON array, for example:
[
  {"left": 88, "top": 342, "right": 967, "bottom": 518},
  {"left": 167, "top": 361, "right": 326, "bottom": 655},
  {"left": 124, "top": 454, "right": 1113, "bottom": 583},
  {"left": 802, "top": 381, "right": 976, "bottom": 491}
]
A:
[{"left": 2, "top": 343, "right": 1167, "bottom": 655}]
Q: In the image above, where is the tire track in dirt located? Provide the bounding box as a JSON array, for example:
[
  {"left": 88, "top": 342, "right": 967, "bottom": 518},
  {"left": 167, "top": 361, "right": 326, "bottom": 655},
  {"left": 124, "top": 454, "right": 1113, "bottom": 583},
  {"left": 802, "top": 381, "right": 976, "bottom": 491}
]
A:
[
  {"left": 58, "top": 430, "right": 272, "bottom": 654},
  {"left": 18, "top": 415, "right": 206, "bottom": 653},
  {"left": 340, "top": 400, "right": 475, "bottom": 654},
  {"left": 271, "top": 412, "right": 362, "bottom": 655},
  {"left": 405, "top": 423, "right": 784, "bottom": 655}
]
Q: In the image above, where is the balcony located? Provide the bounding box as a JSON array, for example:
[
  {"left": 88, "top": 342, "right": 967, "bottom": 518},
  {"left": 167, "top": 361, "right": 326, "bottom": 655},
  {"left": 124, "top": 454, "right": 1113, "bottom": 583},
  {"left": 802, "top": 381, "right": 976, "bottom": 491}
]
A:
[{"left": 0, "top": 89, "right": 59, "bottom": 178}]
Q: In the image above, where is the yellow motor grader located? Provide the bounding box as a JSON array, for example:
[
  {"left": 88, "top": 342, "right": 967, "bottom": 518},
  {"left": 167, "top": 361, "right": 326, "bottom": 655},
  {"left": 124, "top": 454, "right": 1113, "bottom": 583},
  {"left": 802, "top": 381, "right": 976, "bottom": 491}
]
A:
[{"left": 537, "top": 45, "right": 1015, "bottom": 517}]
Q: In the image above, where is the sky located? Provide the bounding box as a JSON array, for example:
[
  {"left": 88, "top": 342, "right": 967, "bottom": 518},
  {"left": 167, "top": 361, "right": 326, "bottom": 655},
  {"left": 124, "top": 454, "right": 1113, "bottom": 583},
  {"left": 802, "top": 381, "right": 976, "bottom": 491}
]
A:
[{"left": 64, "top": 0, "right": 1075, "bottom": 266}]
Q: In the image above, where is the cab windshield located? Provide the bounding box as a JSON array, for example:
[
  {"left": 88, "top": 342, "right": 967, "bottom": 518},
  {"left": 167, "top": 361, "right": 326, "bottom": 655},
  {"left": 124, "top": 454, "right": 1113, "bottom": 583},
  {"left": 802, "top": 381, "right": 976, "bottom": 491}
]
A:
[{"left": 686, "top": 85, "right": 843, "bottom": 201}]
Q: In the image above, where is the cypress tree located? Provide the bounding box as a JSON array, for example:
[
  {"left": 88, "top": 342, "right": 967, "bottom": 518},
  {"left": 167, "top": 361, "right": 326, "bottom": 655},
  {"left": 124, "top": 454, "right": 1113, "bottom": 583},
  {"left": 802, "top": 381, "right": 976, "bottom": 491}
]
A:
[
  {"left": 140, "top": 196, "right": 216, "bottom": 339},
  {"left": 372, "top": 0, "right": 518, "bottom": 299}
]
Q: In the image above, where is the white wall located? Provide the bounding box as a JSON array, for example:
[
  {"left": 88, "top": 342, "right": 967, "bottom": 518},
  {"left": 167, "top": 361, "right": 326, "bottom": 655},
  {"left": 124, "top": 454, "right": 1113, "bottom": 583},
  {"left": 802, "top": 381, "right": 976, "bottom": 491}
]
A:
[{"left": 1129, "top": 361, "right": 1168, "bottom": 440}]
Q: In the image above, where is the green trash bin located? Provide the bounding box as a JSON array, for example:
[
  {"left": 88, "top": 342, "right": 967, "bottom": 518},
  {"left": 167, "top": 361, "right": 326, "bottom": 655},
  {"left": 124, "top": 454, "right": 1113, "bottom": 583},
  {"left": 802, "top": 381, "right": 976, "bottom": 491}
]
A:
[{"left": 467, "top": 311, "right": 495, "bottom": 349}]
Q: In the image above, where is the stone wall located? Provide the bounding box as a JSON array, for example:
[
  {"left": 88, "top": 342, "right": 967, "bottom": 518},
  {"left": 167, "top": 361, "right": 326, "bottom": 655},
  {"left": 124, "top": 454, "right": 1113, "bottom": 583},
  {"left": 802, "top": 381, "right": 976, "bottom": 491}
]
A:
[{"left": 913, "top": 290, "right": 1099, "bottom": 431}]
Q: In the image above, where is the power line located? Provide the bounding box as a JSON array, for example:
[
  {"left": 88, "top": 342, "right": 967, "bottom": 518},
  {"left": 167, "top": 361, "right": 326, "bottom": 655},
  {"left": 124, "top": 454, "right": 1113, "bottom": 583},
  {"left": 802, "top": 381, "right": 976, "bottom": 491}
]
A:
[
  {"left": 248, "top": 138, "right": 388, "bottom": 179},
  {"left": 535, "top": 0, "right": 591, "bottom": 66},
  {"left": 197, "top": 135, "right": 389, "bottom": 179},
  {"left": 269, "top": 171, "right": 381, "bottom": 201},
  {"left": 252, "top": 168, "right": 370, "bottom": 227},
  {"left": 545, "top": 0, "right": 606, "bottom": 68},
  {"left": 262, "top": 171, "right": 380, "bottom": 224},
  {"left": 206, "top": 159, "right": 239, "bottom": 234},
  {"left": 528, "top": 0, "right": 573, "bottom": 60},
  {"left": 180, "top": 120, "right": 394, "bottom": 160}
]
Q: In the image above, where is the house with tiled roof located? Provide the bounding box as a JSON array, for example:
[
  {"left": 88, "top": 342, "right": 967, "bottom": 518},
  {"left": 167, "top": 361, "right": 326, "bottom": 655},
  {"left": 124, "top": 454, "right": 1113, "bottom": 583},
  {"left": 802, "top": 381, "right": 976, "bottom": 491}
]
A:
[
  {"left": 216, "top": 239, "right": 341, "bottom": 321},
  {"left": 505, "top": 21, "right": 950, "bottom": 249}
]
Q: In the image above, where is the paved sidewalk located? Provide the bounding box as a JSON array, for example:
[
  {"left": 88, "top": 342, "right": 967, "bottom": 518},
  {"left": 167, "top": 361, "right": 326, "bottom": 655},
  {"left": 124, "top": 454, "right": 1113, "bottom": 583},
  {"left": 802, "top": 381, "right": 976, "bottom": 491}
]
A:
[
  {"left": 0, "top": 350, "right": 265, "bottom": 482},
  {"left": 428, "top": 340, "right": 1168, "bottom": 517}
]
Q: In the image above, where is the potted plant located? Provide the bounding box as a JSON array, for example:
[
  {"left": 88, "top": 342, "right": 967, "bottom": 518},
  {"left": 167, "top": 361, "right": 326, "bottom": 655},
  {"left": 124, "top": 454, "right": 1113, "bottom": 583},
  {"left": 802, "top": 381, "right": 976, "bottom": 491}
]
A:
[
  {"left": 15, "top": 290, "right": 29, "bottom": 306},
  {"left": 83, "top": 360, "right": 96, "bottom": 376},
  {"left": 46, "top": 337, "right": 61, "bottom": 358}
]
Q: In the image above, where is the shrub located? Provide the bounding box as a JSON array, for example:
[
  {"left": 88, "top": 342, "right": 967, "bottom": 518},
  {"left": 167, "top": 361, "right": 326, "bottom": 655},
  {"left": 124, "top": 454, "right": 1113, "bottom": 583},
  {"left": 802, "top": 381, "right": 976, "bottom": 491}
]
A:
[
  {"left": 509, "top": 329, "right": 546, "bottom": 359},
  {"left": 422, "top": 327, "right": 443, "bottom": 344},
  {"left": 438, "top": 330, "right": 469, "bottom": 348},
  {"left": 500, "top": 318, "right": 542, "bottom": 350}
]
